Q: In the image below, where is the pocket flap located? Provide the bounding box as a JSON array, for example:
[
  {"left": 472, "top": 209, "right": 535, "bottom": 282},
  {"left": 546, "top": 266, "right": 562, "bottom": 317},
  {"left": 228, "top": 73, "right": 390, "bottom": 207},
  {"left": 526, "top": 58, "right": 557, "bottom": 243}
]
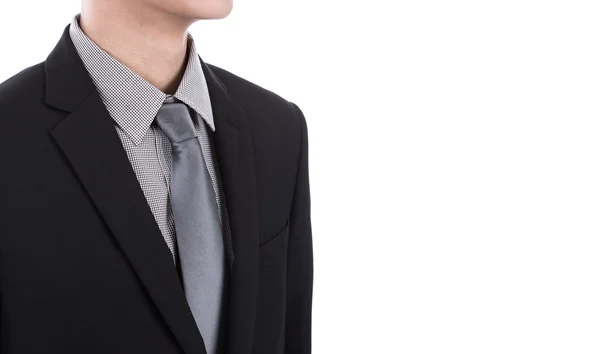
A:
[{"left": 259, "top": 219, "right": 290, "bottom": 272}]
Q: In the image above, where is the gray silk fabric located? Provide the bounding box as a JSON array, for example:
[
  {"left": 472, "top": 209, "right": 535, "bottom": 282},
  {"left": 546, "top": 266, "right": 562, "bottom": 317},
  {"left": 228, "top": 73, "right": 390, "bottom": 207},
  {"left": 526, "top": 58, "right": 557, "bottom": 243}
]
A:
[{"left": 155, "top": 102, "right": 225, "bottom": 354}]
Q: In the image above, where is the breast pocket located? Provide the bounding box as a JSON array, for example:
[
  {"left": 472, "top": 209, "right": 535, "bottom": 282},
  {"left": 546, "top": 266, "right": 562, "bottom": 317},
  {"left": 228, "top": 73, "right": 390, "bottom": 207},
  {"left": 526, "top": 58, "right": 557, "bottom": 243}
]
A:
[
  {"left": 259, "top": 219, "right": 290, "bottom": 273},
  {"left": 255, "top": 219, "right": 290, "bottom": 353}
]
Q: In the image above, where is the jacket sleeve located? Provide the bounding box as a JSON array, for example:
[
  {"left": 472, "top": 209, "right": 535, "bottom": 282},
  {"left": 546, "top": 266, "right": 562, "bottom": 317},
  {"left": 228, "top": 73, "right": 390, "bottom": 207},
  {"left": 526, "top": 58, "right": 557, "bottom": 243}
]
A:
[{"left": 285, "top": 103, "right": 314, "bottom": 354}]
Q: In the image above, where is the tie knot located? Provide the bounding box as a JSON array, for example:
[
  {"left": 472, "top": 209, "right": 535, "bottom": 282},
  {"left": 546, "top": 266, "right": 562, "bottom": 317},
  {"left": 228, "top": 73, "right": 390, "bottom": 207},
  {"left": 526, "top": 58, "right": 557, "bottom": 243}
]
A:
[{"left": 155, "top": 102, "right": 197, "bottom": 143}]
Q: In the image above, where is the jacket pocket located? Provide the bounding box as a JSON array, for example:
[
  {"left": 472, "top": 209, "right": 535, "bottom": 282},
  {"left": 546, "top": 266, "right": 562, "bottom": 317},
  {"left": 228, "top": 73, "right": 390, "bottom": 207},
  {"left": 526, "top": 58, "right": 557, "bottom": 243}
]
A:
[{"left": 258, "top": 219, "right": 290, "bottom": 273}]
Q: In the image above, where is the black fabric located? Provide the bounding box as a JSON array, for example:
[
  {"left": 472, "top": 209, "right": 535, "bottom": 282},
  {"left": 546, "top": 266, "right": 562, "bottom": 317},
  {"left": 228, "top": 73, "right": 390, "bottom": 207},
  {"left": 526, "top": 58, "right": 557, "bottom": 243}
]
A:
[{"left": 0, "top": 25, "right": 313, "bottom": 354}]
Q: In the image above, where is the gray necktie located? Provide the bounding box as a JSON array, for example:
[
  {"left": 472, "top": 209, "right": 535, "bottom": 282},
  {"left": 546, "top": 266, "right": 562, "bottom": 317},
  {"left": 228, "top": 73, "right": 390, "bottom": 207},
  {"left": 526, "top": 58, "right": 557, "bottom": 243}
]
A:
[{"left": 155, "top": 102, "right": 225, "bottom": 354}]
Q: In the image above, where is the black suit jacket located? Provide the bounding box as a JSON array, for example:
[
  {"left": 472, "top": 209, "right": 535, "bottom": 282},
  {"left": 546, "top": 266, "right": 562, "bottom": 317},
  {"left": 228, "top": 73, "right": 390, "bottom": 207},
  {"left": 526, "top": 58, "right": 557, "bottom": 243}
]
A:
[{"left": 0, "top": 26, "right": 313, "bottom": 354}]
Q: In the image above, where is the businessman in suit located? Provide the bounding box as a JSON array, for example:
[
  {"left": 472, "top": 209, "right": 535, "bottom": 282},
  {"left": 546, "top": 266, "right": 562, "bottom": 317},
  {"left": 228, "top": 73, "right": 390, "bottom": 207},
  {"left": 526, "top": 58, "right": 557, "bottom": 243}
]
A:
[{"left": 0, "top": 1, "right": 313, "bottom": 353}]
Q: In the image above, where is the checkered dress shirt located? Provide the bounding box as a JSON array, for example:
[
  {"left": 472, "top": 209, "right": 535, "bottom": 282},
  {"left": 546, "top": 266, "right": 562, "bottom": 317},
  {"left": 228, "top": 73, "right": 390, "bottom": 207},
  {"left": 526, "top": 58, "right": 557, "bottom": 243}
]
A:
[{"left": 68, "top": 14, "right": 233, "bottom": 266}]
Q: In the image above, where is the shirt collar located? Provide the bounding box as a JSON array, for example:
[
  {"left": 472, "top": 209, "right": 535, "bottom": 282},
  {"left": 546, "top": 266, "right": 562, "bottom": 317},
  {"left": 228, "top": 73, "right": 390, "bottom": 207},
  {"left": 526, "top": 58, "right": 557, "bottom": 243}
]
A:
[{"left": 68, "top": 14, "right": 215, "bottom": 146}]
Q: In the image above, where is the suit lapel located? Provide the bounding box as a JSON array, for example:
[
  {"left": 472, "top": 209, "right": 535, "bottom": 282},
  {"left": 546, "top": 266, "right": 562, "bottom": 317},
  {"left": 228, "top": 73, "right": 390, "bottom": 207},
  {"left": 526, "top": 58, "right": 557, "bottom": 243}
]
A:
[
  {"left": 201, "top": 60, "right": 260, "bottom": 354},
  {"left": 45, "top": 26, "right": 207, "bottom": 354}
]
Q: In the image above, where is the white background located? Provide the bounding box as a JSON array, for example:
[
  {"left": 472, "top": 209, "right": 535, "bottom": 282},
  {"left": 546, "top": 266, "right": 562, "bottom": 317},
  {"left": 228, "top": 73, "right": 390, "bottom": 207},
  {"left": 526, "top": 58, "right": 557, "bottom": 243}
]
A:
[{"left": 1, "top": 1, "right": 600, "bottom": 353}]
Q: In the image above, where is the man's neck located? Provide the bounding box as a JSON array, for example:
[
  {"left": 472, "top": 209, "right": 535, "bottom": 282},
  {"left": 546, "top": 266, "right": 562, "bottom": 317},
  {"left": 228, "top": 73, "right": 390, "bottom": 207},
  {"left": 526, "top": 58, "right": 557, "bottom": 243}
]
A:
[{"left": 80, "top": 2, "right": 195, "bottom": 94}]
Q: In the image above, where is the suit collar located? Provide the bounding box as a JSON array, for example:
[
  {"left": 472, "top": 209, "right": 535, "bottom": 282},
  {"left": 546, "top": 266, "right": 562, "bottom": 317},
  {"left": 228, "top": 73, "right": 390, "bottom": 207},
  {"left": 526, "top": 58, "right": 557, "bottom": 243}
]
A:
[
  {"left": 45, "top": 25, "right": 96, "bottom": 112},
  {"left": 200, "top": 57, "right": 261, "bottom": 354}
]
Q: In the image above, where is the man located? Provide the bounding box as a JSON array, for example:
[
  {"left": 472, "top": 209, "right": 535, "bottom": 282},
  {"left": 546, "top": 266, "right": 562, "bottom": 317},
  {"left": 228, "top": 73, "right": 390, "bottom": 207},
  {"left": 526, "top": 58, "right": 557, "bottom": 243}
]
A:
[{"left": 0, "top": 0, "right": 313, "bottom": 353}]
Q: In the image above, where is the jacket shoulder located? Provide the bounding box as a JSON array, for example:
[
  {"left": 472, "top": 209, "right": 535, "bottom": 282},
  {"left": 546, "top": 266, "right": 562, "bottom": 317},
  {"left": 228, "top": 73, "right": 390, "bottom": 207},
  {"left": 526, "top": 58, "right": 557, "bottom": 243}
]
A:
[
  {"left": 207, "top": 63, "right": 300, "bottom": 118},
  {"left": 0, "top": 62, "right": 56, "bottom": 140},
  {"left": 0, "top": 62, "right": 46, "bottom": 104}
]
